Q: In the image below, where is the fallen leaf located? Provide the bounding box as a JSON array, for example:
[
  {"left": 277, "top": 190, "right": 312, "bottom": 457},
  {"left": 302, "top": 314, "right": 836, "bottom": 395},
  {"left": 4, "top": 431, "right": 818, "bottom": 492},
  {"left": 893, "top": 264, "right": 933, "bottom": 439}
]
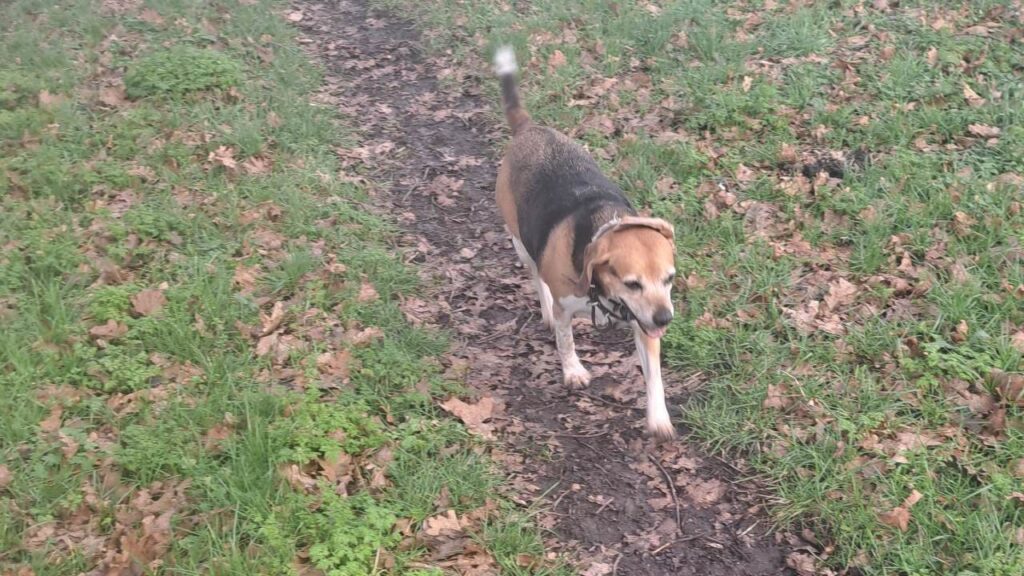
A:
[
  {"left": 926, "top": 46, "right": 939, "bottom": 66},
  {"left": 963, "top": 83, "right": 986, "bottom": 107},
  {"left": 968, "top": 124, "right": 1000, "bottom": 138},
  {"left": 990, "top": 370, "right": 1024, "bottom": 407},
  {"left": 317, "top": 451, "right": 353, "bottom": 487},
  {"left": 99, "top": 85, "right": 128, "bottom": 107},
  {"left": 0, "top": 464, "right": 11, "bottom": 490},
  {"left": 357, "top": 280, "right": 379, "bottom": 303},
  {"left": 685, "top": 478, "right": 725, "bottom": 507},
  {"left": 423, "top": 509, "right": 462, "bottom": 536},
  {"left": 38, "top": 90, "right": 63, "bottom": 110},
  {"left": 952, "top": 319, "right": 969, "bottom": 343},
  {"left": 346, "top": 326, "right": 383, "bottom": 346},
  {"left": 1011, "top": 331, "right": 1024, "bottom": 354},
  {"left": 89, "top": 319, "right": 128, "bottom": 340},
  {"left": 581, "top": 562, "right": 613, "bottom": 576},
  {"left": 255, "top": 333, "right": 279, "bottom": 357},
  {"left": 440, "top": 396, "right": 497, "bottom": 437},
  {"left": 778, "top": 143, "right": 798, "bottom": 164},
  {"left": 139, "top": 8, "right": 164, "bottom": 25},
  {"left": 279, "top": 463, "right": 317, "bottom": 492},
  {"left": 786, "top": 551, "right": 818, "bottom": 576},
  {"left": 548, "top": 50, "right": 567, "bottom": 69},
  {"left": 259, "top": 301, "right": 286, "bottom": 336},
  {"left": 426, "top": 174, "right": 463, "bottom": 206},
  {"left": 242, "top": 155, "right": 272, "bottom": 175},
  {"left": 59, "top": 432, "right": 79, "bottom": 459},
  {"left": 419, "top": 509, "right": 471, "bottom": 560},
  {"left": 286, "top": 11, "right": 304, "bottom": 21},
  {"left": 824, "top": 278, "right": 859, "bottom": 310},
  {"left": 878, "top": 489, "right": 923, "bottom": 532},
  {"left": 40, "top": 406, "right": 63, "bottom": 434},
  {"left": 203, "top": 423, "right": 233, "bottom": 452},
  {"left": 131, "top": 289, "right": 167, "bottom": 316},
  {"left": 316, "top": 349, "right": 351, "bottom": 379},
  {"left": 763, "top": 383, "right": 790, "bottom": 410},
  {"left": 208, "top": 145, "right": 238, "bottom": 170},
  {"left": 878, "top": 505, "right": 910, "bottom": 531},
  {"left": 233, "top": 265, "right": 260, "bottom": 293}
]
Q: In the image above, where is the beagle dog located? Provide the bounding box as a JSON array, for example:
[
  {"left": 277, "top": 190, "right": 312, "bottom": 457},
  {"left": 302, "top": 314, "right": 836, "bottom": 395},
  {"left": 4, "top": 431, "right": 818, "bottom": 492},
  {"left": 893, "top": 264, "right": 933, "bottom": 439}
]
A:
[{"left": 493, "top": 46, "right": 678, "bottom": 439}]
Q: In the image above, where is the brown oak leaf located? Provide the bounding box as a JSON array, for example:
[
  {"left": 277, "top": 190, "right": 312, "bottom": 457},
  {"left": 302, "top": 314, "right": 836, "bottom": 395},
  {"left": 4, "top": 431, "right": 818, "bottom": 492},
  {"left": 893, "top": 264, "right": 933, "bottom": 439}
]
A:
[
  {"left": 89, "top": 319, "right": 128, "bottom": 340},
  {"left": 132, "top": 289, "right": 167, "bottom": 316},
  {"left": 878, "top": 489, "right": 923, "bottom": 532},
  {"left": 440, "top": 396, "right": 497, "bottom": 438}
]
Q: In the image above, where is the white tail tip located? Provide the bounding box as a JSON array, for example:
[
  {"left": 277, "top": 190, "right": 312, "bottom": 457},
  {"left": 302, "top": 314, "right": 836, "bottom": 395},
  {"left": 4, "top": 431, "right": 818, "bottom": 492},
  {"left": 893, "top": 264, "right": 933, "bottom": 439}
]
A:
[{"left": 493, "top": 45, "right": 517, "bottom": 76}]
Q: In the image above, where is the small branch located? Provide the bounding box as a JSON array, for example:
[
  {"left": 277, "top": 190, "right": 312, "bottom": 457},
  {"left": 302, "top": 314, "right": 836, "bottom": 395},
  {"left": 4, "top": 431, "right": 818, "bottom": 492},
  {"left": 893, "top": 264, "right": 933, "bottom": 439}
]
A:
[{"left": 648, "top": 453, "right": 682, "bottom": 535}]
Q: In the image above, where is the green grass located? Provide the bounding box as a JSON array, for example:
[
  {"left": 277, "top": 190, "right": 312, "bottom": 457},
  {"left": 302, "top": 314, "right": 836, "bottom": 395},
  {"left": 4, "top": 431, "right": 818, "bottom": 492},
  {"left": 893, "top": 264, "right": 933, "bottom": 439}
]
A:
[
  {"left": 381, "top": 0, "right": 1024, "bottom": 573},
  {"left": 0, "top": 1, "right": 566, "bottom": 574}
]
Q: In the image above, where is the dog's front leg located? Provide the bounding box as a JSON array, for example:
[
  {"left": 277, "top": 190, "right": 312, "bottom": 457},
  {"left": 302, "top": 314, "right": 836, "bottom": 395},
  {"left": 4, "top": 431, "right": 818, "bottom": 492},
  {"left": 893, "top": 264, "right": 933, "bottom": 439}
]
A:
[
  {"left": 634, "top": 331, "right": 675, "bottom": 439},
  {"left": 553, "top": 304, "right": 590, "bottom": 388}
]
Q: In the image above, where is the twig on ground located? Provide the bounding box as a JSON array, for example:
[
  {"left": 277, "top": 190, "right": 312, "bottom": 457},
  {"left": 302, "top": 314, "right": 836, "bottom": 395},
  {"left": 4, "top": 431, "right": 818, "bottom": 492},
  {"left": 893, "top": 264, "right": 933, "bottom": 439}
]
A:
[
  {"left": 549, "top": 487, "right": 573, "bottom": 512},
  {"left": 648, "top": 453, "right": 682, "bottom": 534},
  {"left": 653, "top": 530, "right": 715, "bottom": 554},
  {"left": 737, "top": 520, "right": 760, "bottom": 537},
  {"left": 549, "top": 428, "right": 610, "bottom": 438}
]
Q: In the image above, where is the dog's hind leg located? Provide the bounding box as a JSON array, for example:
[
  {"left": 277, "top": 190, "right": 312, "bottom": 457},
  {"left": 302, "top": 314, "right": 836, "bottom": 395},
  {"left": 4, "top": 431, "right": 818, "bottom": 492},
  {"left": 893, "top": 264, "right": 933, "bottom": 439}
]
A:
[
  {"left": 553, "top": 303, "right": 590, "bottom": 388},
  {"left": 512, "top": 236, "right": 554, "bottom": 328}
]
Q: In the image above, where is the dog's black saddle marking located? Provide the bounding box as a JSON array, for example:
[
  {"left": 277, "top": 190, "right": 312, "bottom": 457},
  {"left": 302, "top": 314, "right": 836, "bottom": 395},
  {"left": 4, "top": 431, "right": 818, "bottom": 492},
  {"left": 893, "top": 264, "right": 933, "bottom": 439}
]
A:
[{"left": 511, "top": 127, "right": 634, "bottom": 272}]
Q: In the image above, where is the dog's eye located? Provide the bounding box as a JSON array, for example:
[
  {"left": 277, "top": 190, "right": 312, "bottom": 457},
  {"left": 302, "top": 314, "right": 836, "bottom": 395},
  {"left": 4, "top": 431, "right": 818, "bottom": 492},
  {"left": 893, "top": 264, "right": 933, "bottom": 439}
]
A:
[
  {"left": 664, "top": 274, "right": 675, "bottom": 286},
  {"left": 624, "top": 280, "right": 642, "bottom": 291}
]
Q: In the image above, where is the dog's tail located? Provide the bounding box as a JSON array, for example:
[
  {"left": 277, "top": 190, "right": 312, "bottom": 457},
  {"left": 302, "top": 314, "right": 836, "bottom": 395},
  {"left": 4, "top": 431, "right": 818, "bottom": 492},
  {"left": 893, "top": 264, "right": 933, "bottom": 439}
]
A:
[{"left": 494, "top": 45, "right": 530, "bottom": 136}]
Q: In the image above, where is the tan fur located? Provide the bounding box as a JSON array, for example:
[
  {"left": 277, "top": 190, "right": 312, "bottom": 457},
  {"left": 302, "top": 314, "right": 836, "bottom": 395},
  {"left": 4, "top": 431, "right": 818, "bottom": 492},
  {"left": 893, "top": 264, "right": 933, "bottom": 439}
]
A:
[
  {"left": 538, "top": 219, "right": 577, "bottom": 299},
  {"left": 495, "top": 159, "right": 518, "bottom": 237}
]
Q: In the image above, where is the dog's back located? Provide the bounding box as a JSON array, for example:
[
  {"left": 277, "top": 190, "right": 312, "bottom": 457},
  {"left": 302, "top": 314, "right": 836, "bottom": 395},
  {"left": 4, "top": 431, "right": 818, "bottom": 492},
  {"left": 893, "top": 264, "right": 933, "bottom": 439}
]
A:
[
  {"left": 507, "top": 126, "right": 632, "bottom": 271},
  {"left": 493, "top": 46, "right": 633, "bottom": 272}
]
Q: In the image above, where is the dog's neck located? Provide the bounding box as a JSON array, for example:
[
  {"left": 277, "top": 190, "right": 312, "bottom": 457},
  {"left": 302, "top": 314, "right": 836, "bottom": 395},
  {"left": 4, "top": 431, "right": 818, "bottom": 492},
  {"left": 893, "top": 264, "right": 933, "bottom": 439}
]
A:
[{"left": 589, "top": 213, "right": 626, "bottom": 244}]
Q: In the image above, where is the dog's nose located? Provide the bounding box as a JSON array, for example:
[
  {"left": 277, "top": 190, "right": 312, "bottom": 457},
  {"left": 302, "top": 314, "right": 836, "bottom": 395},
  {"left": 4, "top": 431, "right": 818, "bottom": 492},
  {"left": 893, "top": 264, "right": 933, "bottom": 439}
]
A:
[{"left": 652, "top": 308, "right": 673, "bottom": 328}]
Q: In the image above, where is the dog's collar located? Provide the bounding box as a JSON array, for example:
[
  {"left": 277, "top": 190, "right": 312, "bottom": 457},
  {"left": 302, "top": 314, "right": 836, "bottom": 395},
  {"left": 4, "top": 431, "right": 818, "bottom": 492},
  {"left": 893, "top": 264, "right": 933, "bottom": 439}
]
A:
[
  {"left": 590, "top": 215, "right": 625, "bottom": 244},
  {"left": 587, "top": 282, "right": 635, "bottom": 325},
  {"left": 585, "top": 215, "right": 635, "bottom": 325}
]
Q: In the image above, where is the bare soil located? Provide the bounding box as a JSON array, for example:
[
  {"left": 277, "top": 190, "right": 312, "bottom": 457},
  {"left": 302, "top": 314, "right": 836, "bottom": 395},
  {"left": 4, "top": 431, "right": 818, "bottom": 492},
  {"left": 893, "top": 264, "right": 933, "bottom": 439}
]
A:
[{"left": 294, "top": 1, "right": 798, "bottom": 573}]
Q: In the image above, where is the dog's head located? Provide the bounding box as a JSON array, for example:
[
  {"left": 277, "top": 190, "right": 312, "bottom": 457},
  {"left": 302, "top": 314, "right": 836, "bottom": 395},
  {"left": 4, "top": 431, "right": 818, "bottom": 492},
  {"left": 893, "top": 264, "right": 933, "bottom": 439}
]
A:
[{"left": 574, "top": 216, "right": 677, "bottom": 338}]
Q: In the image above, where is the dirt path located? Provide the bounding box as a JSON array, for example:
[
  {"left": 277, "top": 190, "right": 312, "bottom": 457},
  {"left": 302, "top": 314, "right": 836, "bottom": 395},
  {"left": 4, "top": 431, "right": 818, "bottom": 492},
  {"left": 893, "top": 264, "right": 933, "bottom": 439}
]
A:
[{"left": 295, "top": 1, "right": 796, "bottom": 573}]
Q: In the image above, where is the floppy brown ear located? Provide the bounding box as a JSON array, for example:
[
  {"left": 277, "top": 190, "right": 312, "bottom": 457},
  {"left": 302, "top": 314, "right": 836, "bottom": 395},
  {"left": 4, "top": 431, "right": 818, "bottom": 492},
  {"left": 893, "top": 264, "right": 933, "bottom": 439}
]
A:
[{"left": 573, "top": 240, "right": 610, "bottom": 297}]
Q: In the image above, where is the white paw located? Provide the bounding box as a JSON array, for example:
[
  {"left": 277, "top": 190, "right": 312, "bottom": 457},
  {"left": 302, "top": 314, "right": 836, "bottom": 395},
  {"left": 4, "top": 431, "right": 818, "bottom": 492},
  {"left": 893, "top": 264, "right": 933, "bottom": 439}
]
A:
[
  {"left": 563, "top": 361, "right": 591, "bottom": 389},
  {"left": 647, "top": 410, "right": 676, "bottom": 440}
]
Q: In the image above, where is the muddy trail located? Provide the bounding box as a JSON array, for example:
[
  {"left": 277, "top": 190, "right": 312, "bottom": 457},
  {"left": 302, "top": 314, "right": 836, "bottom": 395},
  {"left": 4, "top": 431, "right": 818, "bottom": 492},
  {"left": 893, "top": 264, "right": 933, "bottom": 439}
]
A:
[{"left": 295, "top": 1, "right": 798, "bottom": 573}]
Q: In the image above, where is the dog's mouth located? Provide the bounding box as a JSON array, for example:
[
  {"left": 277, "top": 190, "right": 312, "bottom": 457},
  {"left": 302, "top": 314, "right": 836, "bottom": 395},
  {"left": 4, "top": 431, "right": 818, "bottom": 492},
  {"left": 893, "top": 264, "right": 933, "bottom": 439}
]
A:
[{"left": 637, "top": 323, "right": 668, "bottom": 339}]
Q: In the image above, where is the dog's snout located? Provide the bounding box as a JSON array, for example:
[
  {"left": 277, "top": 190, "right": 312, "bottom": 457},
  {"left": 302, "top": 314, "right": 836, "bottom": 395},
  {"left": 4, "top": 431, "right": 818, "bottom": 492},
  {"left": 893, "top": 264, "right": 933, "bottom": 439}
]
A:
[{"left": 652, "top": 308, "right": 673, "bottom": 328}]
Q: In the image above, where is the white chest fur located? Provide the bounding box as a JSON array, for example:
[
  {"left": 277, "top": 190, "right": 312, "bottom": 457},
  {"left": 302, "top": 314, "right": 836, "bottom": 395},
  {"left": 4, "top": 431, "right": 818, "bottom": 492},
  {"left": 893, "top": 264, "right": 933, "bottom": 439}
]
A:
[{"left": 558, "top": 295, "right": 621, "bottom": 328}]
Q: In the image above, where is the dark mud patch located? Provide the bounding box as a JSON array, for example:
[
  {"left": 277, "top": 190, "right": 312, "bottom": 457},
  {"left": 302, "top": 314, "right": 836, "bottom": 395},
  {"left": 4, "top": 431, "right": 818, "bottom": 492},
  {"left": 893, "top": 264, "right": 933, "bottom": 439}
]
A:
[{"left": 293, "top": 1, "right": 799, "bottom": 573}]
